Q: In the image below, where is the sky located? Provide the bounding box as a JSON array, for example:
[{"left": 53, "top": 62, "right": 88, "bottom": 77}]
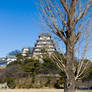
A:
[
  {"left": 0, "top": 0, "right": 44, "bottom": 57},
  {"left": 0, "top": 0, "right": 92, "bottom": 60}
]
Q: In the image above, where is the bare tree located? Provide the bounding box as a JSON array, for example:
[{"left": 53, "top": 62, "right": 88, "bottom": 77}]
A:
[{"left": 38, "top": 0, "right": 92, "bottom": 92}]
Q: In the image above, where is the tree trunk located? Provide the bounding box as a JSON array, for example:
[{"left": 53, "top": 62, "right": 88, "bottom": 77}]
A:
[
  {"left": 64, "top": 35, "right": 76, "bottom": 92},
  {"left": 64, "top": 76, "right": 75, "bottom": 92}
]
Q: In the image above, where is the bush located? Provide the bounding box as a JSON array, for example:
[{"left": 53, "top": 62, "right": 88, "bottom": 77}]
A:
[{"left": 7, "top": 77, "right": 16, "bottom": 89}]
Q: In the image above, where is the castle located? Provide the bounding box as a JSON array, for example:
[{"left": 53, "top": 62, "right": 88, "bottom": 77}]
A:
[
  {"left": 0, "top": 33, "right": 56, "bottom": 65},
  {"left": 32, "top": 33, "right": 56, "bottom": 58}
]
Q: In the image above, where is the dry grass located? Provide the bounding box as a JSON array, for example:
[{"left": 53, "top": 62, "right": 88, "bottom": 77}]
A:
[{"left": 0, "top": 89, "right": 91, "bottom": 92}]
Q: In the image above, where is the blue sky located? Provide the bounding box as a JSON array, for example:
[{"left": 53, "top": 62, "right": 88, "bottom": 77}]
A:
[
  {"left": 0, "top": 0, "right": 92, "bottom": 60},
  {"left": 0, "top": 0, "right": 43, "bottom": 57}
]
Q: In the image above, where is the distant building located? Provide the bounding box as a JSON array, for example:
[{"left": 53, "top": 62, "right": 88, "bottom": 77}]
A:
[
  {"left": 21, "top": 47, "right": 30, "bottom": 57},
  {"left": 32, "top": 33, "right": 56, "bottom": 58},
  {"left": 0, "top": 57, "right": 7, "bottom": 66},
  {"left": 0, "top": 57, "right": 6, "bottom": 61},
  {"left": 6, "top": 56, "right": 17, "bottom": 64}
]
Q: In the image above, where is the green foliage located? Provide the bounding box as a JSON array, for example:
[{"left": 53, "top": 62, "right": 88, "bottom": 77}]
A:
[
  {"left": 7, "top": 77, "right": 16, "bottom": 89},
  {"left": 54, "top": 71, "right": 65, "bottom": 89},
  {"left": 82, "top": 63, "right": 92, "bottom": 81},
  {"left": 5, "top": 54, "right": 91, "bottom": 89},
  {"left": 16, "top": 54, "right": 26, "bottom": 62},
  {"left": 5, "top": 53, "right": 92, "bottom": 89},
  {"left": 84, "top": 59, "right": 91, "bottom": 63},
  {"left": 42, "top": 58, "right": 60, "bottom": 74},
  {"left": 44, "top": 76, "right": 51, "bottom": 87},
  {"left": 22, "top": 59, "right": 40, "bottom": 84},
  {"left": 22, "top": 59, "right": 40, "bottom": 75},
  {"left": 54, "top": 77, "right": 64, "bottom": 89},
  {"left": 32, "top": 75, "right": 36, "bottom": 83}
]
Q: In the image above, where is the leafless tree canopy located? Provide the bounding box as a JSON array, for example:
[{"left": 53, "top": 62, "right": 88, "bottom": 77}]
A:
[{"left": 39, "top": 0, "right": 92, "bottom": 78}]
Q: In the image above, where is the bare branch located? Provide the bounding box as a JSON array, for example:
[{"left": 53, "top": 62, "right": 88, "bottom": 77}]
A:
[
  {"left": 74, "top": 0, "right": 92, "bottom": 24},
  {"left": 75, "top": 22, "right": 91, "bottom": 80},
  {"left": 60, "top": 0, "right": 69, "bottom": 15},
  {"left": 54, "top": 23, "right": 67, "bottom": 43},
  {"left": 52, "top": 53, "right": 65, "bottom": 69},
  {"left": 70, "top": 0, "right": 78, "bottom": 16},
  {"left": 74, "top": 32, "right": 81, "bottom": 44}
]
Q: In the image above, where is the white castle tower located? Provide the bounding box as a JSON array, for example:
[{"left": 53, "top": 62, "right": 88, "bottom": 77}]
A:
[{"left": 32, "top": 33, "right": 56, "bottom": 58}]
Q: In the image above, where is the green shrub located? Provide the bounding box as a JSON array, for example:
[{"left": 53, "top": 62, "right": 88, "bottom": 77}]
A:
[{"left": 7, "top": 77, "right": 16, "bottom": 89}]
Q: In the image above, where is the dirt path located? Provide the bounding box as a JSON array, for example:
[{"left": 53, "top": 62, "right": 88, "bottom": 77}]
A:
[{"left": 0, "top": 89, "right": 91, "bottom": 92}]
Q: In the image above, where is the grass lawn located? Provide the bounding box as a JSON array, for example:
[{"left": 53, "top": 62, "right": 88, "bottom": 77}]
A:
[{"left": 0, "top": 89, "right": 92, "bottom": 92}]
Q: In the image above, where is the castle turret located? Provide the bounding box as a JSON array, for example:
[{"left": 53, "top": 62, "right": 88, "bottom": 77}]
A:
[{"left": 21, "top": 47, "right": 30, "bottom": 57}]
